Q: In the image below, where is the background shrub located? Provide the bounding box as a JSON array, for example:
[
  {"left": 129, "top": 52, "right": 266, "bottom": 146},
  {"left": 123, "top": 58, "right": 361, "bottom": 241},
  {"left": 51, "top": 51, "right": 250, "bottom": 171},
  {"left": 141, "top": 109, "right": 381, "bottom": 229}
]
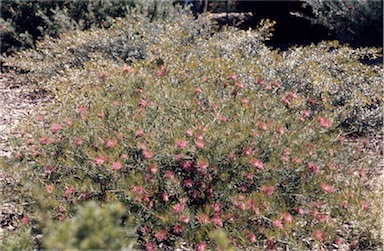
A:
[
  {"left": 3, "top": 9, "right": 382, "bottom": 250},
  {"left": 0, "top": 0, "right": 175, "bottom": 55},
  {"left": 300, "top": 0, "right": 383, "bottom": 46}
]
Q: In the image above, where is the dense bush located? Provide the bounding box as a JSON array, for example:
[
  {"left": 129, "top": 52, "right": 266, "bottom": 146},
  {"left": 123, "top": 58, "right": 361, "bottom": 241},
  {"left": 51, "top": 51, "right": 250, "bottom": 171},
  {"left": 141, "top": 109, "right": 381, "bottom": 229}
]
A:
[
  {"left": 2, "top": 9, "right": 382, "bottom": 251},
  {"left": 0, "top": 0, "right": 175, "bottom": 55},
  {"left": 300, "top": 0, "right": 383, "bottom": 46}
]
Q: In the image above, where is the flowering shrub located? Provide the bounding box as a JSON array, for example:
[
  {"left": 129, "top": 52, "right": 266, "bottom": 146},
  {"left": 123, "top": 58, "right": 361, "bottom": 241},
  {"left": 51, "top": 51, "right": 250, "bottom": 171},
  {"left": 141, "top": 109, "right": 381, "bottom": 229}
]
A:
[{"left": 2, "top": 10, "right": 382, "bottom": 250}]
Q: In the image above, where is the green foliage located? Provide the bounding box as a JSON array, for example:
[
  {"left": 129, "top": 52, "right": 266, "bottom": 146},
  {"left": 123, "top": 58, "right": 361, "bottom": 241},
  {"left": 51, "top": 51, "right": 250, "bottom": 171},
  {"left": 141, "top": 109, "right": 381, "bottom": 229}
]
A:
[
  {"left": 0, "top": 227, "right": 36, "bottom": 251},
  {"left": 301, "top": 0, "right": 383, "bottom": 46},
  {"left": 42, "top": 201, "right": 137, "bottom": 250},
  {"left": 0, "top": 0, "right": 175, "bottom": 54},
  {"left": 3, "top": 9, "right": 382, "bottom": 251}
]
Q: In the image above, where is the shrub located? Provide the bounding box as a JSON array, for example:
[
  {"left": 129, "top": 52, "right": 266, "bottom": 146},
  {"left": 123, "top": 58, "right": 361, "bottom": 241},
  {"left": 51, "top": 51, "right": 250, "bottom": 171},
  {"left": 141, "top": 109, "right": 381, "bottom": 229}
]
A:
[
  {"left": 0, "top": 0, "right": 175, "bottom": 55},
  {"left": 42, "top": 201, "right": 137, "bottom": 250},
  {"left": 3, "top": 10, "right": 382, "bottom": 250},
  {"left": 300, "top": 0, "right": 383, "bottom": 46}
]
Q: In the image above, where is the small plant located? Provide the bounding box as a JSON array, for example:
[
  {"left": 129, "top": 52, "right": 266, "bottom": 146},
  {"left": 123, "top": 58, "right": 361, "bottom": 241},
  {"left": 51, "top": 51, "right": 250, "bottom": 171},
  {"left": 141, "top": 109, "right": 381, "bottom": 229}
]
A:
[{"left": 42, "top": 201, "right": 138, "bottom": 250}]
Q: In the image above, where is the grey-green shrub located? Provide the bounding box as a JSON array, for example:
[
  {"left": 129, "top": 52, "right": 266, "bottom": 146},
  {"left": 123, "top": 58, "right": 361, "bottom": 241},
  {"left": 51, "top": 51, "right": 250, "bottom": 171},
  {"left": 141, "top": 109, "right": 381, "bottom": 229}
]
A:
[{"left": 0, "top": 0, "right": 175, "bottom": 54}]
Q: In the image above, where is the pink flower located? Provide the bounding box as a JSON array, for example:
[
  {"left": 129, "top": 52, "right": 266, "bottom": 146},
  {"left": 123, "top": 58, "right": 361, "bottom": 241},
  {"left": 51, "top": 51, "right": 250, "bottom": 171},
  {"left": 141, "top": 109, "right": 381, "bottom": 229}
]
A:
[
  {"left": 135, "top": 129, "right": 144, "bottom": 138},
  {"left": 99, "top": 72, "right": 107, "bottom": 80},
  {"left": 281, "top": 212, "right": 293, "bottom": 223},
  {"left": 123, "top": 66, "right": 131, "bottom": 73},
  {"left": 236, "top": 82, "right": 244, "bottom": 89},
  {"left": 261, "top": 185, "right": 275, "bottom": 197},
  {"left": 241, "top": 98, "right": 249, "bottom": 107},
  {"left": 180, "top": 214, "right": 190, "bottom": 223},
  {"left": 257, "top": 77, "right": 264, "bottom": 85},
  {"left": 297, "top": 207, "right": 305, "bottom": 215},
  {"left": 51, "top": 124, "right": 63, "bottom": 134},
  {"left": 105, "top": 139, "right": 117, "bottom": 149},
  {"left": 46, "top": 184, "right": 54, "bottom": 193},
  {"left": 176, "top": 140, "right": 187, "bottom": 149},
  {"left": 78, "top": 106, "right": 87, "bottom": 116},
  {"left": 183, "top": 179, "right": 194, "bottom": 188},
  {"left": 65, "top": 118, "right": 72, "bottom": 126},
  {"left": 197, "top": 213, "right": 209, "bottom": 224},
  {"left": 258, "top": 121, "right": 268, "bottom": 131},
  {"left": 113, "top": 100, "right": 120, "bottom": 107},
  {"left": 37, "top": 114, "right": 44, "bottom": 122},
  {"left": 292, "top": 157, "right": 302, "bottom": 164},
  {"left": 307, "top": 161, "right": 320, "bottom": 174},
  {"left": 277, "top": 127, "right": 285, "bottom": 135},
  {"left": 145, "top": 242, "right": 158, "bottom": 251},
  {"left": 314, "top": 230, "right": 324, "bottom": 242},
  {"left": 212, "top": 202, "right": 221, "bottom": 213},
  {"left": 182, "top": 160, "right": 193, "bottom": 170},
  {"left": 288, "top": 92, "right": 297, "bottom": 99},
  {"left": 133, "top": 186, "right": 145, "bottom": 195},
  {"left": 95, "top": 156, "right": 107, "bottom": 165},
  {"left": 112, "top": 162, "right": 122, "bottom": 171},
  {"left": 340, "top": 200, "right": 349, "bottom": 209},
  {"left": 74, "top": 138, "right": 83, "bottom": 146},
  {"left": 39, "top": 137, "right": 54, "bottom": 145},
  {"left": 120, "top": 153, "right": 128, "bottom": 160},
  {"left": 173, "top": 223, "right": 183, "bottom": 234},
  {"left": 185, "top": 128, "right": 193, "bottom": 137},
  {"left": 273, "top": 220, "right": 283, "bottom": 229},
  {"left": 281, "top": 97, "right": 290, "bottom": 105},
  {"left": 21, "top": 216, "right": 29, "bottom": 224},
  {"left": 212, "top": 214, "right": 223, "bottom": 227},
  {"left": 143, "top": 149, "right": 153, "bottom": 159},
  {"left": 197, "top": 159, "right": 209, "bottom": 172},
  {"left": 196, "top": 242, "right": 207, "bottom": 251},
  {"left": 65, "top": 186, "right": 75, "bottom": 197},
  {"left": 361, "top": 201, "right": 369, "bottom": 211},
  {"left": 249, "top": 233, "right": 257, "bottom": 243},
  {"left": 161, "top": 192, "right": 169, "bottom": 202},
  {"left": 149, "top": 164, "right": 158, "bottom": 174},
  {"left": 154, "top": 230, "right": 168, "bottom": 242},
  {"left": 320, "top": 182, "right": 335, "bottom": 193},
  {"left": 229, "top": 73, "right": 237, "bottom": 81},
  {"left": 249, "top": 158, "right": 264, "bottom": 170},
  {"left": 164, "top": 170, "right": 175, "bottom": 179},
  {"left": 195, "top": 140, "right": 205, "bottom": 149},
  {"left": 173, "top": 203, "right": 185, "bottom": 214},
  {"left": 303, "top": 110, "right": 310, "bottom": 117},
  {"left": 317, "top": 116, "right": 331, "bottom": 128},
  {"left": 281, "top": 154, "right": 290, "bottom": 162},
  {"left": 273, "top": 81, "right": 281, "bottom": 88}
]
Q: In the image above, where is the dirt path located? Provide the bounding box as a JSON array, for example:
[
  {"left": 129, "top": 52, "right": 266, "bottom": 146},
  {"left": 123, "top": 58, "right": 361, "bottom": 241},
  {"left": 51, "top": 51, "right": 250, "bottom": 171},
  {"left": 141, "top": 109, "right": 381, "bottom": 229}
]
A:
[{"left": 0, "top": 73, "right": 49, "bottom": 239}]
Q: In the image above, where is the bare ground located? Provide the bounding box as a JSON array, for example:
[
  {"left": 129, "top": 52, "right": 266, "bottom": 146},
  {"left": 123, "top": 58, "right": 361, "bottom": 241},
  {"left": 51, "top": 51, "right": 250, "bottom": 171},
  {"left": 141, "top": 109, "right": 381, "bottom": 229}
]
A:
[{"left": 0, "top": 73, "right": 50, "bottom": 240}]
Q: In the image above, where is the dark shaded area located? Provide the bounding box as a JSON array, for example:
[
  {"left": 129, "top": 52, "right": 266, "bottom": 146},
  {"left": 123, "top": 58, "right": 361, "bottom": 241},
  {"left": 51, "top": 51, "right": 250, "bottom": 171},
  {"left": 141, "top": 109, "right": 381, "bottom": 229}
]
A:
[
  {"left": 212, "top": 1, "right": 382, "bottom": 50},
  {"left": 236, "top": 1, "right": 333, "bottom": 50}
]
